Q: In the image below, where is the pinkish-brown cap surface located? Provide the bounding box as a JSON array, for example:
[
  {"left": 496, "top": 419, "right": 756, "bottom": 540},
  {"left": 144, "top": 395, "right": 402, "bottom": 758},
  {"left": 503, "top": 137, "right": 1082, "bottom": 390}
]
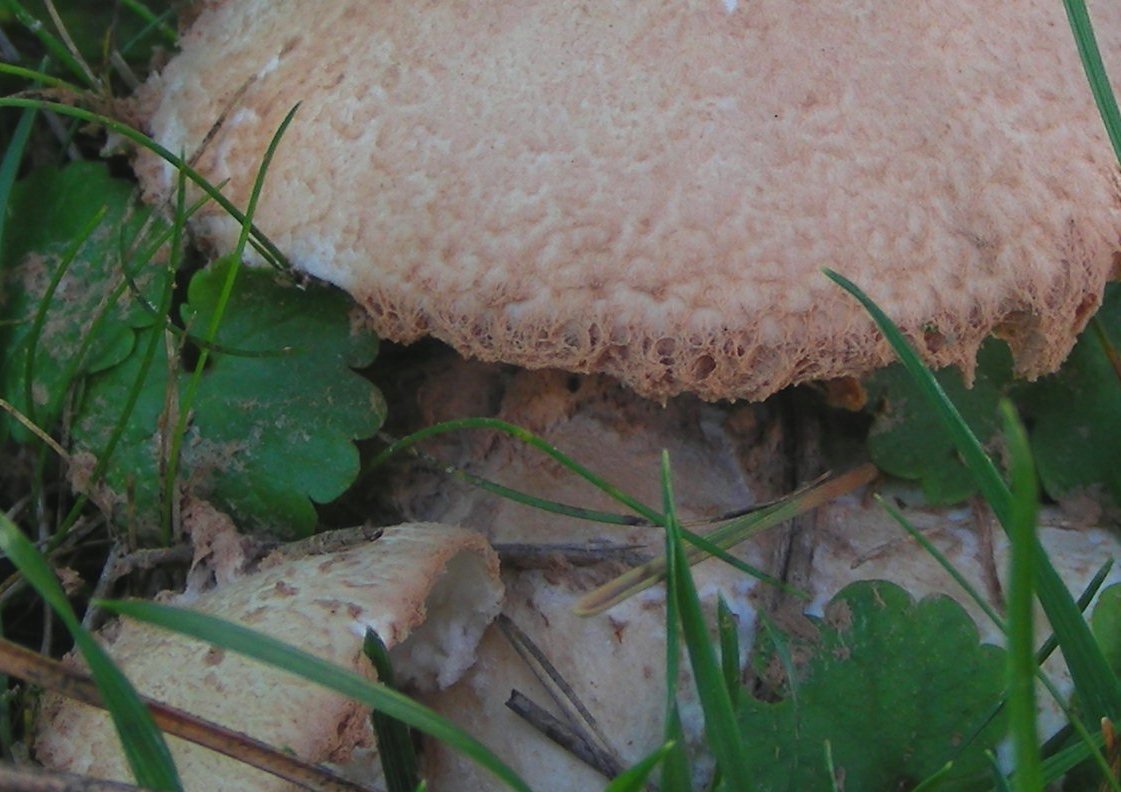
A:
[{"left": 135, "top": 1, "right": 1121, "bottom": 401}]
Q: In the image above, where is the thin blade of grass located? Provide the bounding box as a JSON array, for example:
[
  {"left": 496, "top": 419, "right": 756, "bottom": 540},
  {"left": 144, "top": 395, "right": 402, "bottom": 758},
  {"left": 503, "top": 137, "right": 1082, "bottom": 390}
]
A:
[
  {"left": 659, "top": 706, "right": 691, "bottom": 792},
  {"left": 989, "top": 751, "right": 1015, "bottom": 792},
  {"left": 660, "top": 452, "right": 753, "bottom": 791},
  {"left": 604, "top": 742, "right": 675, "bottom": 792},
  {"left": 118, "top": 0, "right": 177, "bottom": 44},
  {"left": 717, "top": 596, "right": 740, "bottom": 705},
  {"left": 1039, "top": 731, "right": 1110, "bottom": 786},
  {"left": 0, "top": 516, "right": 180, "bottom": 790},
  {"left": 910, "top": 761, "right": 955, "bottom": 792},
  {"left": 163, "top": 104, "right": 298, "bottom": 543},
  {"left": 363, "top": 628, "right": 420, "bottom": 792},
  {"left": 824, "top": 740, "right": 841, "bottom": 792},
  {"left": 4, "top": 0, "right": 99, "bottom": 89},
  {"left": 0, "top": 98, "right": 289, "bottom": 269},
  {"left": 878, "top": 494, "right": 1118, "bottom": 788},
  {"left": 660, "top": 465, "right": 692, "bottom": 792},
  {"left": 1002, "top": 401, "right": 1043, "bottom": 792},
  {"left": 1063, "top": 2, "right": 1121, "bottom": 167},
  {"left": 827, "top": 268, "right": 1121, "bottom": 722},
  {"left": 0, "top": 106, "right": 35, "bottom": 263},
  {"left": 21, "top": 205, "right": 109, "bottom": 428},
  {"left": 368, "top": 418, "right": 661, "bottom": 523},
  {"left": 756, "top": 609, "right": 799, "bottom": 710},
  {"left": 876, "top": 495, "right": 1005, "bottom": 632},
  {"left": 94, "top": 599, "right": 534, "bottom": 792},
  {"left": 576, "top": 464, "right": 874, "bottom": 616},
  {"left": 0, "top": 62, "right": 82, "bottom": 91},
  {"left": 54, "top": 165, "right": 187, "bottom": 546},
  {"left": 1035, "top": 559, "right": 1114, "bottom": 665}
]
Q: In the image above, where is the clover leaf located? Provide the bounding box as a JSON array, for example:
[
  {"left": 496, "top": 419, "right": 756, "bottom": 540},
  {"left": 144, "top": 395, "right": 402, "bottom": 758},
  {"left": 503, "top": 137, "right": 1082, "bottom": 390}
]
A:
[
  {"left": 72, "top": 256, "right": 384, "bottom": 540},
  {"left": 734, "top": 581, "right": 1006, "bottom": 792}
]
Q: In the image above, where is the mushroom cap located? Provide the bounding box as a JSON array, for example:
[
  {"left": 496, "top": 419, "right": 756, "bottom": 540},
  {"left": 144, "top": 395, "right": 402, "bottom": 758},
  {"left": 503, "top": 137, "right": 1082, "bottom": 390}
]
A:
[
  {"left": 135, "top": 1, "right": 1121, "bottom": 401},
  {"left": 34, "top": 523, "right": 503, "bottom": 791}
]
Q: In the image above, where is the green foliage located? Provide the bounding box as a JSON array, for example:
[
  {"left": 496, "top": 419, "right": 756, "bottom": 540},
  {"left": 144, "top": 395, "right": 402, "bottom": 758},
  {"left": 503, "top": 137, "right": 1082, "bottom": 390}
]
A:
[
  {"left": 865, "top": 339, "right": 1013, "bottom": 504},
  {"left": 661, "top": 453, "right": 752, "bottom": 790},
  {"left": 833, "top": 268, "right": 1121, "bottom": 730},
  {"left": 1090, "top": 583, "right": 1121, "bottom": 678},
  {"left": 2, "top": 0, "right": 175, "bottom": 85},
  {"left": 71, "top": 255, "right": 384, "bottom": 539},
  {"left": 733, "top": 581, "right": 1007, "bottom": 792},
  {"left": 1, "top": 163, "right": 384, "bottom": 540},
  {"left": 865, "top": 286, "right": 1121, "bottom": 509},
  {"left": 0, "top": 162, "right": 171, "bottom": 442},
  {"left": 1002, "top": 402, "right": 1044, "bottom": 792},
  {"left": 1017, "top": 284, "right": 1121, "bottom": 508}
]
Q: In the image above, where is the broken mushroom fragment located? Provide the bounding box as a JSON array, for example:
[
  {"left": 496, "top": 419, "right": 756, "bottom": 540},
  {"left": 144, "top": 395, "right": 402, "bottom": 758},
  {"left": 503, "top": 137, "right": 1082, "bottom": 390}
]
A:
[
  {"left": 134, "top": 1, "right": 1121, "bottom": 401},
  {"left": 34, "top": 522, "right": 503, "bottom": 791},
  {"left": 393, "top": 367, "right": 778, "bottom": 789}
]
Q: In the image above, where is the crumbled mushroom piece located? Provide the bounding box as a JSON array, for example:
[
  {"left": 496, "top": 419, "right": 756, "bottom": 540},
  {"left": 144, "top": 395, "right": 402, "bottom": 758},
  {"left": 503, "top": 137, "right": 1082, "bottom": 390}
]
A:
[
  {"left": 388, "top": 365, "right": 1121, "bottom": 789},
  {"left": 34, "top": 523, "right": 503, "bottom": 791},
  {"left": 134, "top": 1, "right": 1121, "bottom": 401},
  {"left": 394, "top": 368, "right": 779, "bottom": 788}
]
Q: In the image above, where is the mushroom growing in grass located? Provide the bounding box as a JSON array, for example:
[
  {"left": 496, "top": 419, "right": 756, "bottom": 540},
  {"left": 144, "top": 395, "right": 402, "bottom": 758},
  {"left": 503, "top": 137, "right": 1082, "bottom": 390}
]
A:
[
  {"left": 119, "top": 1, "right": 1121, "bottom": 789},
  {"left": 35, "top": 523, "right": 503, "bottom": 791},
  {"left": 133, "top": 1, "right": 1121, "bottom": 402}
]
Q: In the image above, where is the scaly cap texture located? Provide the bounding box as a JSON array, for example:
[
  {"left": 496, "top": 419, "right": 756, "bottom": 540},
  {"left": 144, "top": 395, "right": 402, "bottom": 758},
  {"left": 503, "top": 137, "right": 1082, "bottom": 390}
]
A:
[{"left": 135, "top": 1, "right": 1121, "bottom": 400}]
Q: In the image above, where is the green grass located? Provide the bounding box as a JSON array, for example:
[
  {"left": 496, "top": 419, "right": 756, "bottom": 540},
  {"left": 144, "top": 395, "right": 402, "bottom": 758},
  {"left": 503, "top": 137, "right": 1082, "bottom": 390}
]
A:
[{"left": 3, "top": 3, "right": 1121, "bottom": 791}]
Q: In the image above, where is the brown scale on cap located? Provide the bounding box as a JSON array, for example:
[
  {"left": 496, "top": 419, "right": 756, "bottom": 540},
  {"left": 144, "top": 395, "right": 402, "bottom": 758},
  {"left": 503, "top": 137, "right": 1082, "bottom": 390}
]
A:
[{"left": 134, "top": 1, "right": 1121, "bottom": 401}]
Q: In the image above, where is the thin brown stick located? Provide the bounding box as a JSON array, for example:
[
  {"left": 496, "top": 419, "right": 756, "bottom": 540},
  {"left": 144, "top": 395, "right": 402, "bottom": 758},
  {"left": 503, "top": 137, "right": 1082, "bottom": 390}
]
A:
[
  {"left": 494, "top": 542, "right": 650, "bottom": 570},
  {"left": 0, "top": 638, "right": 373, "bottom": 792},
  {"left": 505, "top": 690, "right": 623, "bottom": 780},
  {"left": 496, "top": 614, "right": 620, "bottom": 765}
]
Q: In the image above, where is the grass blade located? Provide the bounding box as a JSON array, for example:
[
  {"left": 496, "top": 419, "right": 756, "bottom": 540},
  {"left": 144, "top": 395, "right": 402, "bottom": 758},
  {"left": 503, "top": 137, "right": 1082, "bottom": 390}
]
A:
[
  {"left": 660, "top": 452, "right": 753, "bottom": 791},
  {"left": 0, "top": 517, "right": 180, "bottom": 790},
  {"left": 577, "top": 464, "right": 874, "bottom": 615},
  {"left": 95, "top": 598, "right": 534, "bottom": 792},
  {"left": 4, "top": 0, "right": 100, "bottom": 89},
  {"left": 0, "top": 107, "right": 35, "bottom": 268},
  {"left": 1063, "top": 1, "right": 1121, "bottom": 168},
  {"left": 0, "top": 98, "right": 289, "bottom": 269},
  {"left": 826, "top": 268, "right": 1121, "bottom": 722},
  {"left": 1002, "top": 401, "right": 1043, "bottom": 792},
  {"left": 717, "top": 596, "right": 740, "bottom": 706},
  {"left": 660, "top": 462, "right": 692, "bottom": 792},
  {"left": 364, "top": 628, "right": 420, "bottom": 792},
  {"left": 604, "top": 741, "right": 675, "bottom": 792}
]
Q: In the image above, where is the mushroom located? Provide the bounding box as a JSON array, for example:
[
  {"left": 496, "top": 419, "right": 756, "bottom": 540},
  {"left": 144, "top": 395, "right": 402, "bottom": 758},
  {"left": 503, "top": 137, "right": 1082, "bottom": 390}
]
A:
[
  {"left": 121, "top": 2, "right": 1121, "bottom": 788},
  {"left": 34, "top": 522, "right": 504, "bottom": 791},
  {"left": 133, "top": 1, "right": 1121, "bottom": 402}
]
